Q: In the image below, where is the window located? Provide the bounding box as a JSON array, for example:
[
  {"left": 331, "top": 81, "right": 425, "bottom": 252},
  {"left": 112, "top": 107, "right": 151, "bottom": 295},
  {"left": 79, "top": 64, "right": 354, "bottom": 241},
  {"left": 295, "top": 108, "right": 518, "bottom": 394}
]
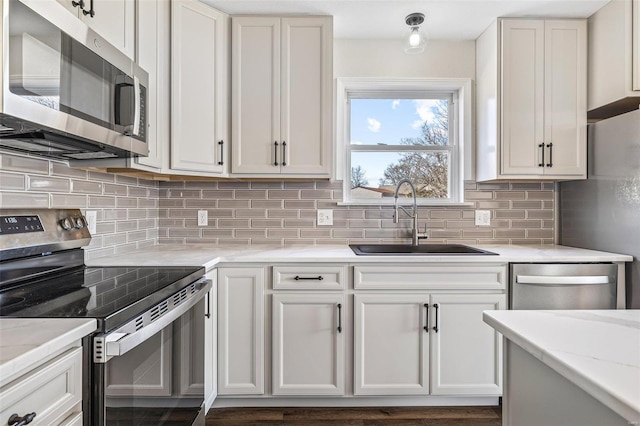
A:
[{"left": 337, "top": 78, "right": 472, "bottom": 205}]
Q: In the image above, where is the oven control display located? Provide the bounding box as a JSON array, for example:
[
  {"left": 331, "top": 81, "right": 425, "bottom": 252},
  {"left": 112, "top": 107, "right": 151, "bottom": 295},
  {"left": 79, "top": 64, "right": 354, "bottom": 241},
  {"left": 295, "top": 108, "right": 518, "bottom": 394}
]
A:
[{"left": 0, "top": 215, "right": 44, "bottom": 234}]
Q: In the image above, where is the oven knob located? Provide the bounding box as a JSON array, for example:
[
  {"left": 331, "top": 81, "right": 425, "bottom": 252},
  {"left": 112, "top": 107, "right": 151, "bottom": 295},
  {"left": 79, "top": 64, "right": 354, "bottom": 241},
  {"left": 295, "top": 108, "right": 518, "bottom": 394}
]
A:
[
  {"left": 59, "top": 218, "right": 73, "bottom": 231},
  {"left": 73, "top": 216, "right": 87, "bottom": 229}
]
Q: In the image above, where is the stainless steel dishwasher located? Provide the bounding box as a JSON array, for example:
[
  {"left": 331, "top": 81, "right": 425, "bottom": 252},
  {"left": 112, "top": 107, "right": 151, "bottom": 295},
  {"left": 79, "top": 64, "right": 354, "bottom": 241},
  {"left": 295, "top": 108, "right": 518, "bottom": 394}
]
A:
[{"left": 510, "top": 263, "right": 618, "bottom": 309}]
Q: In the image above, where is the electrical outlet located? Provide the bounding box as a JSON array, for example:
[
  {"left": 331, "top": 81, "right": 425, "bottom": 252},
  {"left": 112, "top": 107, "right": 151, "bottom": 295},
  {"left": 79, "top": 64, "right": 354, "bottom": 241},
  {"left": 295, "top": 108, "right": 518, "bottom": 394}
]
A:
[
  {"left": 85, "top": 210, "right": 97, "bottom": 234},
  {"left": 317, "top": 209, "right": 333, "bottom": 226},
  {"left": 475, "top": 210, "right": 491, "bottom": 226},
  {"left": 198, "top": 210, "right": 208, "bottom": 226}
]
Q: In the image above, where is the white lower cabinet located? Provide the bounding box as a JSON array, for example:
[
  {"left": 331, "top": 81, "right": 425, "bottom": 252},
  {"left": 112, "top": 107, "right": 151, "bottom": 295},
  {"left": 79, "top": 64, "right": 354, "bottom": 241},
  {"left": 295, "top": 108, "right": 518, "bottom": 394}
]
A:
[
  {"left": 354, "top": 293, "right": 504, "bottom": 397},
  {"left": 272, "top": 294, "right": 345, "bottom": 395},
  {"left": 214, "top": 263, "right": 506, "bottom": 402},
  {"left": 430, "top": 294, "right": 505, "bottom": 395},
  {"left": 217, "top": 268, "right": 265, "bottom": 395},
  {"left": 354, "top": 295, "right": 430, "bottom": 396},
  {"left": 0, "top": 348, "right": 82, "bottom": 426},
  {"left": 204, "top": 272, "right": 218, "bottom": 410}
]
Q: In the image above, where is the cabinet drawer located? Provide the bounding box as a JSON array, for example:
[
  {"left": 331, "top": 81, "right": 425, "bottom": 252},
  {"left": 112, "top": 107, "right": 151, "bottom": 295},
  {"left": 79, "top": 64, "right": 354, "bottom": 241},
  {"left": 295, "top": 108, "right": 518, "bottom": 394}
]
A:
[
  {"left": 273, "top": 265, "right": 346, "bottom": 290},
  {"left": 59, "top": 412, "right": 83, "bottom": 426},
  {"left": 0, "top": 348, "right": 82, "bottom": 426},
  {"left": 353, "top": 265, "right": 507, "bottom": 290}
]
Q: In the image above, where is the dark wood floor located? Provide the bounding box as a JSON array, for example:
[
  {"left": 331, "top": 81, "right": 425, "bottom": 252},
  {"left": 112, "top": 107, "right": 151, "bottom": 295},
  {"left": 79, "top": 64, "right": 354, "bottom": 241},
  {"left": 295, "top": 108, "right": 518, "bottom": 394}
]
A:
[{"left": 206, "top": 406, "right": 502, "bottom": 425}]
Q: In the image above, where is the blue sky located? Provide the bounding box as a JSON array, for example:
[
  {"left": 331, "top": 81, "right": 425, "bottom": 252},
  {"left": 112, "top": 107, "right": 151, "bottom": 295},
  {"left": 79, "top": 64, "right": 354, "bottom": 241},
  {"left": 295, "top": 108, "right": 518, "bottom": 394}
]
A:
[{"left": 350, "top": 98, "right": 440, "bottom": 186}]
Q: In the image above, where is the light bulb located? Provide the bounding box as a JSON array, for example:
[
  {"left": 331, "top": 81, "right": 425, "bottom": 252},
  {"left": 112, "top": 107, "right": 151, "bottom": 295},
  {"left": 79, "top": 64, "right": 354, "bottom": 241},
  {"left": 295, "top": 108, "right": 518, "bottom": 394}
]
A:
[{"left": 409, "top": 29, "right": 421, "bottom": 47}]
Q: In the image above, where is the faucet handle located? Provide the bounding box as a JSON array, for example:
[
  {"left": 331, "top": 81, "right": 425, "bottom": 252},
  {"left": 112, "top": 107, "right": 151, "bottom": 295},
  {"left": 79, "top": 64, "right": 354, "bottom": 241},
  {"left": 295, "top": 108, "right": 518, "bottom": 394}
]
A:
[{"left": 418, "top": 224, "right": 428, "bottom": 239}]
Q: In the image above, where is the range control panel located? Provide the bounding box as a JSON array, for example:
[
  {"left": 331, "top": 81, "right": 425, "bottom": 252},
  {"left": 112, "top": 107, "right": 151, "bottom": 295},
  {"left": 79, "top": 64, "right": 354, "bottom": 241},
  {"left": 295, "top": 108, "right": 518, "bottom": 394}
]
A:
[
  {"left": 0, "top": 215, "right": 44, "bottom": 235},
  {"left": 0, "top": 209, "right": 91, "bottom": 261}
]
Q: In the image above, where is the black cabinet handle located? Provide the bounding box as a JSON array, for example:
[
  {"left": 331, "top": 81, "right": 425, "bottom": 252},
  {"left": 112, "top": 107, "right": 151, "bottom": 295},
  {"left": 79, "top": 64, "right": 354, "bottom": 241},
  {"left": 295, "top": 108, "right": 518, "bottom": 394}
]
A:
[
  {"left": 8, "top": 413, "right": 36, "bottom": 426},
  {"left": 337, "top": 303, "right": 342, "bottom": 333},
  {"left": 82, "top": 0, "right": 95, "bottom": 17},
  {"left": 71, "top": 0, "right": 84, "bottom": 9},
  {"left": 432, "top": 303, "right": 439, "bottom": 333},
  {"left": 538, "top": 143, "right": 545, "bottom": 167},
  {"left": 282, "top": 141, "right": 287, "bottom": 166},
  {"left": 273, "top": 141, "right": 279, "bottom": 166},
  {"left": 217, "top": 140, "right": 224, "bottom": 166},
  {"left": 423, "top": 303, "right": 429, "bottom": 332},
  {"left": 294, "top": 275, "right": 324, "bottom": 281},
  {"left": 546, "top": 142, "right": 553, "bottom": 168},
  {"left": 205, "top": 292, "right": 211, "bottom": 319}
]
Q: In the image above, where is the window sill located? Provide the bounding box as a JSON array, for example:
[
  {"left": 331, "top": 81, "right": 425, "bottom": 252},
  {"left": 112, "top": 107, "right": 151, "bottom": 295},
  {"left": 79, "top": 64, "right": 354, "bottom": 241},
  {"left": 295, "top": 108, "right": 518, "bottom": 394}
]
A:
[{"left": 336, "top": 201, "right": 476, "bottom": 208}]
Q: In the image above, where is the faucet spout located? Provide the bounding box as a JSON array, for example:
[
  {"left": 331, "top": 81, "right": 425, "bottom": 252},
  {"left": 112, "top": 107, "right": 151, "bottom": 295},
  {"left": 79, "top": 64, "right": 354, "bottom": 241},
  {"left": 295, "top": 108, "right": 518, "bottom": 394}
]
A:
[{"left": 393, "top": 179, "right": 428, "bottom": 246}]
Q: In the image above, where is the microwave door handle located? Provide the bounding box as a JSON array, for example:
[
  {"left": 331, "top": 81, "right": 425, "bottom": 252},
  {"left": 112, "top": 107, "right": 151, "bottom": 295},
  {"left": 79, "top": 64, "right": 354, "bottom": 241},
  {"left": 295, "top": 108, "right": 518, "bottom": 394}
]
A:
[
  {"left": 104, "top": 279, "right": 211, "bottom": 358},
  {"left": 132, "top": 75, "right": 141, "bottom": 136},
  {"left": 516, "top": 275, "right": 611, "bottom": 285}
]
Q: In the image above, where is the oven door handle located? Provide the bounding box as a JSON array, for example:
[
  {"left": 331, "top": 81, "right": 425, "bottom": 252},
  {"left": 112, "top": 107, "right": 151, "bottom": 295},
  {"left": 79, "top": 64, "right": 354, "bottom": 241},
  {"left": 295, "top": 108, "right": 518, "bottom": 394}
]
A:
[{"left": 104, "top": 279, "right": 211, "bottom": 358}]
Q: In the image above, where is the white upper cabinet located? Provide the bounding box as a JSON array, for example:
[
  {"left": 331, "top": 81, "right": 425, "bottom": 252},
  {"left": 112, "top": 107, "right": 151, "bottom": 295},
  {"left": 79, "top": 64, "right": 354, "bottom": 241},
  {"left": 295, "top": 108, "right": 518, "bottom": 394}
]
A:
[
  {"left": 588, "top": 0, "right": 640, "bottom": 119},
  {"left": 476, "top": 18, "right": 587, "bottom": 181},
  {"left": 134, "top": 0, "right": 169, "bottom": 171},
  {"left": 56, "top": 0, "right": 135, "bottom": 58},
  {"left": 231, "top": 16, "right": 333, "bottom": 177},
  {"left": 171, "top": 0, "right": 229, "bottom": 176}
]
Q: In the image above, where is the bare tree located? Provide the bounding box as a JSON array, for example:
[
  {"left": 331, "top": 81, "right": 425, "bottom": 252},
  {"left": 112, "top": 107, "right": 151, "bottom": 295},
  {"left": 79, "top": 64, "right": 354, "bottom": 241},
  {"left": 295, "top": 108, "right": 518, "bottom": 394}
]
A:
[
  {"left": 380, "top": 100, "right": 449, "bottom": 198},
  {"left": 351, "top": 165, "right": 369, "bottom": 189}
]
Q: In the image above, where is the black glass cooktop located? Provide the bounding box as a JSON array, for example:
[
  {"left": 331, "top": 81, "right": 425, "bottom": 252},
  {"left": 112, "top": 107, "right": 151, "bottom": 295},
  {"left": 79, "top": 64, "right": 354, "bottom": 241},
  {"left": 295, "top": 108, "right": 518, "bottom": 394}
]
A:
[{"left": 0, "top": 266, "right": 204, "bottom": 332}]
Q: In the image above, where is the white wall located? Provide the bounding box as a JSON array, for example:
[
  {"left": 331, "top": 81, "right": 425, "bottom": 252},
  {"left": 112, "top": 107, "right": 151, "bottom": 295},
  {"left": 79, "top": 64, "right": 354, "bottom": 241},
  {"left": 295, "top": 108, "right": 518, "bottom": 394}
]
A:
[{"left": 334, "top": 39, "right": 475, "bottom": 78}]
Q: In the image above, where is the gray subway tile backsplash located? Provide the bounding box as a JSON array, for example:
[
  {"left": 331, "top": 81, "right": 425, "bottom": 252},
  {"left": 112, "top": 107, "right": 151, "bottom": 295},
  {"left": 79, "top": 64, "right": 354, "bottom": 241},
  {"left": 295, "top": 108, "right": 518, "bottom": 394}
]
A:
[{"left": 1, "top": 152, "right": 557, "bottom": 255}]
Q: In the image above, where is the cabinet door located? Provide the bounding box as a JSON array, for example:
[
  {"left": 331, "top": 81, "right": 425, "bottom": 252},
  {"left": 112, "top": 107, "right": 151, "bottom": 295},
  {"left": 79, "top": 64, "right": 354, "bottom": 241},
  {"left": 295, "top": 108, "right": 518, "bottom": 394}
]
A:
[
  {"left": 354, "top": 294, "right": 430, "bottom": 395},
  {"left": 204, "top": 273, "right": 217, "bottom": 410},
  {"left": 280, "top": 17, "right": 332, "bottom": 176},
  {"left": 135, "top": 0, "right": 168, "bottom": 170},
  {"left": 501, "top": 20, "right": 545, "bottom": 176},
  {"left": 634, "top": 0, "right": 640, "bottom": 91},
  {"left": 217, "top": 268, "right": 265, "bottom": 395},
  {"left": 430, "top": 294, "right": 505, "bottom": 396},
  {"left": 543, "top": 20, "right": 586, "bottom": 177},
  {"left": 231, "top": 17, "right": 281, "bottom": 174},
  {"left": 272, "top": 294, "right": 345, "bottom": 395},
  {"left": 55, "top": 0, "right": 134, "bottom": 58},
  {"left": 171, "top": 0, "right": 228, "bottom": 175}
]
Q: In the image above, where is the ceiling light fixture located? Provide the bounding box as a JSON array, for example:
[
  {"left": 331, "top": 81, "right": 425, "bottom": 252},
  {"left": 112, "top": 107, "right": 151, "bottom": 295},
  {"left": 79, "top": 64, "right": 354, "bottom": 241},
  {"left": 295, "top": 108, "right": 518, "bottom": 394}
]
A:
[{"left": 404, "top": 12, "right": 426, "bottom": 54}]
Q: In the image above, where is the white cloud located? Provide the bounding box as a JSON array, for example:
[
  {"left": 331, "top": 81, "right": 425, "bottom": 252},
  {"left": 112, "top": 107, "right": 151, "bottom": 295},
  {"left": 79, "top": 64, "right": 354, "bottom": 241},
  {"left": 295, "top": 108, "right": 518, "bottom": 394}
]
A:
[
  {"left": 367, "top": 118, "right": 381, "bottom": 132},
  {"left": 391, "top": 99, "right": 400, "bottom": 109},
  {"left": 350, "top": 140, "right": 364, "bottom": 145},
  {"left": 412, "top": 100, "right": 436, "bottom": 129}
]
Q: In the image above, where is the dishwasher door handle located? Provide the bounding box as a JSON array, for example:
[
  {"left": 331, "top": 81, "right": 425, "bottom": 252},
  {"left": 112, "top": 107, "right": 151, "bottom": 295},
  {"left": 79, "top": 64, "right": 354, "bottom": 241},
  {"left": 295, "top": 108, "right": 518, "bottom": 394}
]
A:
[{"left": 516, "top": 275, "right": 611, "bottom": 285}]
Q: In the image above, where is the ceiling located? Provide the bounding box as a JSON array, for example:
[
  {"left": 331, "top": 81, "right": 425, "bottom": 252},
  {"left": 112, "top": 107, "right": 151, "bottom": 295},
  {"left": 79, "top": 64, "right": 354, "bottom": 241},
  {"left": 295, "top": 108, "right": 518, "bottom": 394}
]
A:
[{"left": 202, "top": 0, "right": 610, "bottom": 40}]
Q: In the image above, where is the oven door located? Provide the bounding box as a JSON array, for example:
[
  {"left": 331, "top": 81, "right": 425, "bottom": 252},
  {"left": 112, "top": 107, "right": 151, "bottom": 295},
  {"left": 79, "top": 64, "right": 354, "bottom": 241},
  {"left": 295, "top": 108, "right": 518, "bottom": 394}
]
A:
[{"left": 93, "top": 280, "right": 210, "bottom": 426}]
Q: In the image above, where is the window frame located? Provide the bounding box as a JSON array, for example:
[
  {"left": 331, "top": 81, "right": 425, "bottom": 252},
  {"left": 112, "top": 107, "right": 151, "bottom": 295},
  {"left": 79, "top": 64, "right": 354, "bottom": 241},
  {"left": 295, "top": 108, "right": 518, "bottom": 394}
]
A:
[{"left": 335, "top": 78, "right": 473, "bottom": 206}]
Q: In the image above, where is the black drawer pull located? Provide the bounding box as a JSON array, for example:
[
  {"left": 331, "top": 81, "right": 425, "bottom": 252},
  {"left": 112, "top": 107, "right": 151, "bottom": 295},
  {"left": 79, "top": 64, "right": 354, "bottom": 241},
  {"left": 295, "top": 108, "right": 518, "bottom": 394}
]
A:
[
  {"left": 217, "top": 140, "right": 224, "bottom": 166},
  {"left": 546, "top": 142, "right": 553, "bottom": 168},
  {"left": 337, "top": 303, "right": 342, "bottom": 333},
  {"left": 294, "top": 275, "right": 324, "bottom": 281},
  {"left": 8, "top": 412, "right": 36, "bottom": 426},
  {"left": 538, "top": 143, "right": 545, "bottom": 167},
  {"left": 274, "top": 141, "right": 279, "bottom": 166},
  {"left": 432, "top": 303, "right": 439, "bottom": 333},
  {"left": 424, "top": 303, "right": 429, "bottom": 332}
]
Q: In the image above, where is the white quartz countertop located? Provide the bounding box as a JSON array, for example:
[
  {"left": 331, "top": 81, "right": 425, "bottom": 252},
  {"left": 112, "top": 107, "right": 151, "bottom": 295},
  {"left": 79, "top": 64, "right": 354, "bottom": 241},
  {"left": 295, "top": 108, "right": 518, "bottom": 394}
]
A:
[
  {"left": 86, "top": 244, "right": 632, "bottom": 269},
  {"left": 483, "top": 310, "right": 640, "bottom": 423},
  {"left": 0, "top": 318, "right": 96, "bottom": 387}
]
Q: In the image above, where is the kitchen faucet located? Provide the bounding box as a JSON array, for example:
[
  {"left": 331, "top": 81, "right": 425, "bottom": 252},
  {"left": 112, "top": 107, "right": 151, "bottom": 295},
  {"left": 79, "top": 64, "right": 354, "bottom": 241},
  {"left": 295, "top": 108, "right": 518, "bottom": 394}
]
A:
[{"left": 393, "top": 179, "right": 428, "bottom": 246}]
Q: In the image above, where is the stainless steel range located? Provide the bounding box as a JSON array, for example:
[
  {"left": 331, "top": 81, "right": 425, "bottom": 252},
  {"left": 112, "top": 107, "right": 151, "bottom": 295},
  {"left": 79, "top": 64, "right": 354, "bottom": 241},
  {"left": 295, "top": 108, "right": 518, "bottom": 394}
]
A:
[{"left": 0, "top": 209, "right": 211, "bottom": 426}]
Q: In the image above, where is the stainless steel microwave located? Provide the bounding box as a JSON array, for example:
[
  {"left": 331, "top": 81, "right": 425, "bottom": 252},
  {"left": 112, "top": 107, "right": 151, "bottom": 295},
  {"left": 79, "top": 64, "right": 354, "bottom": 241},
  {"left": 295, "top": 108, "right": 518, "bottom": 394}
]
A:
[{"left": 0, "top": 0, "right": 148, "bottom": 160}]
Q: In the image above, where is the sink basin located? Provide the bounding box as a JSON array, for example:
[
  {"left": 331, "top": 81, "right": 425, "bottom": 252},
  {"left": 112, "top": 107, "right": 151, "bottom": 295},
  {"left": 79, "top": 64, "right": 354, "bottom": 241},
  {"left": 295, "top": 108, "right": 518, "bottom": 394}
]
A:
[{"left": 349, "top": 244, "right": 498, "bottom": 256}]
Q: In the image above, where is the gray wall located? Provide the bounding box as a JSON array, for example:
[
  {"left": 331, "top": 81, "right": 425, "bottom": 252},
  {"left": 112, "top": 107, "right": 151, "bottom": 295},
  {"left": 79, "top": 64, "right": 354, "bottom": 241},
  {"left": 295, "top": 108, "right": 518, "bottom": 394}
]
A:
[{"left": 560, "top": 110, "right": 640, "bottom": 308}]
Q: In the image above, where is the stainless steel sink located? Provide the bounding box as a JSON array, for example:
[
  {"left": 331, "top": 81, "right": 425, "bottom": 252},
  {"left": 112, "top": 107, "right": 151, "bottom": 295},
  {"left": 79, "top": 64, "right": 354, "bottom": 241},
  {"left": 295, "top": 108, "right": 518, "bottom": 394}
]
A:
[{"left": 349, "top": 244, "right": 498, "bottom": 256}]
